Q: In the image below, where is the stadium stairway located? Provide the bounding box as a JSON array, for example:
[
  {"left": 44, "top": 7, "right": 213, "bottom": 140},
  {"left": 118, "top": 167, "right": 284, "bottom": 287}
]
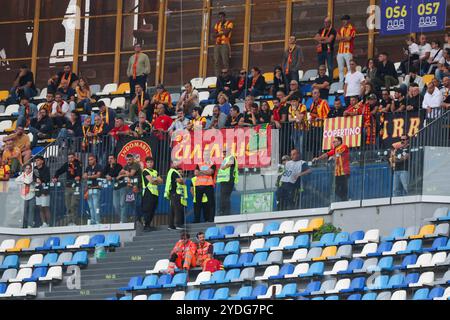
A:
[{"left": 41, "top": 222, "right": 214, "bottom": 300}]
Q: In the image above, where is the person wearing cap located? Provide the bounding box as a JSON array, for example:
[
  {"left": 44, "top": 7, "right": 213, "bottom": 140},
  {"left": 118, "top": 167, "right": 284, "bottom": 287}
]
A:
[
  {"left": 127, "top": 43, "right": 151, "bottom": 98},
  {"left": 217, "top": 148, "right": 238, "bottom": 216},
  {"left": 151, "top": 84, "right": 173, "bottom": 117},
  {"left": 336, "top": 15, "right": 356, "bottom": 82}
]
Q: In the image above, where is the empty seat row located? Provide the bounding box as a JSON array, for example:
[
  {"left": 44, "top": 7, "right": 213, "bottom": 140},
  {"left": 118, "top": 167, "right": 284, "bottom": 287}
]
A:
[
  {"left": 0, "top": 266, "right": 62, "bottom": 283},
  {"left": 0, "top": 251, "right": 89, "bottom": 271}
]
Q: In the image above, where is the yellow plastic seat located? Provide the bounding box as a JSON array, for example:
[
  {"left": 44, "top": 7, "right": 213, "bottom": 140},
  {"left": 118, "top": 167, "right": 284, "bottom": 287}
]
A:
[
  {"left": 263, "top": 72, "right": 274, "bottom": 84},
  {"left": 4, "top": 120, "right": 15, "bottom": 133},
  {"left": 0, "top": 90, "right": 9, "bottom": 101},
  {"left": 267, "top": 100, "right": 274, "bottom": 110},
  {"left": 112, "top": 83, "right": 130, "bottom": 95},
  {"left": 299, "top": 218, "right": 324, "bottom": 233},
  {"left": 6, "top": 238, "right": 30, "bottom": 252},
  {"left": 422, "top": 74, "right": 435, "bottom": 86},
  {"left": 409, "top": 225, "right": 435, "bottom": 239},
  {"left": 312, "top": 246, "right": 337, "bottom": 261},
  {"left": 333, "top": 67, "right": 347, "bottom": 80}
]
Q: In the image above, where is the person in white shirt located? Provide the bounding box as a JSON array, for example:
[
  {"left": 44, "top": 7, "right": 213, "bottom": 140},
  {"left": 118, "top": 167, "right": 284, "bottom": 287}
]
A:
[
  {"left": 176, "top": 82, "right": 199, "bottom": 117},
  {"left": 168, "top": 108, "right": 190, "bottom": 139},
  {"left": 400, "top": 36, "right": 420, "bottom": 74},
  {"left": 422, "top": 81, "right": 443, "bottom": 119},
  {"left": 344, "top": 59, "right": 365, "bottom": 104},
  {"left": 436, "top": 48, "right": 450, "bottom": 81},
  {"left": 417, "top": 35, "right": 431, "bottom": 75},
  {"left": 427, "top": 40, "right": 443, "bottom": 74}
]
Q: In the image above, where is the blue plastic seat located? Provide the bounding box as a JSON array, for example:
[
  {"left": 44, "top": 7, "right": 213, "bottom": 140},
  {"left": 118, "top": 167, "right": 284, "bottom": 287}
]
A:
[
  {"left": 382, "top": 227, "right": 405, "bottom": 241},
  {"left": 326, "top": 295, "right": 339, "bottom": 300},
  {"left": 102, "top": 234, "right": 121, "bottom": 247},
  {"left": 119, "top": 276, "right": 143, "bottom": 291},
  {"left": 284, "top": 234, "right": 309, "bottom": 250},
  {"left": 337, "top": 258, "right": 364, "bottom": 274},
  {"left": 223, "top": 254, "right": 238, "bottom": 268},
  {"left": 340, "top": 277, "right": 366, "bottom": 293},
  {"left": 305, "top": 98, "right": 314, "bottom": 111},
  {"left": 365, "top": 275, "right": 389, "bottom": 290},
  {"left": 241, "top": 285, "right": 267, "bottom": 300},
  {"left": 222, "top": 269, "right": 240, "bottom": 283},
  {"left": 205, "top": 227, "right": 220, "bottom": 240},
  {"left": 333, "top": 232, "right": 350, "bottom": 245},
  {"left": 427, "top": 287, "right": 444, "bottom": 300},
  {"left": 164, "top": 272, "right": 187, "bottom": 288},
  {"left": 368, "top": 256, "right": 393, "bottom": 272},
  {"left": 229, "top": 286, "right": 252, "bottom": 300},
  {"left": 255, "top": 222, "right": 280, "bottom": 237},
  {"left": 413, "top": 288, "right": 429, "bottom": 300},
  {"left": 362, "top": 292, "right": 377, "bottom": 300},
  {"left": 213, "top": 242, "right": 225, "bottom": 255},
  {"left": 228, "top": 253, "right": 253, "bottom": 268},
  {"left": 402, "top": 273, "right": 420, "bottom": 288},
  {"left": 311, "top": 297, "right": 324, "bottom": 300},
  {"left": 347, "top": 294, "right": 362, "bottom": 300},
  {"left": 256, "top": 237, "right": 280, "bottom": 252},
  {"left": 387, "top": 274, "right": 405, "bottom": 289},
  {"left": 202, "top": 270, "right": 226, "bottom": 285},
  {"left": 0, "top": 255, "right": 19, "bottom": 270},
  {"left": 147, "top": 274, "right": 172, "bottom": 289},
  {"left": 119, "top": 295, "right": 132, "bottom": 300},
  {"left": 35, "top": 237, "right": 60, "bottom": 251},
  {"left": 268, "top": 264, "right": 295, "bottom": 280},
  {"left": 148, "top": 293, "right": 162, "bottom": 300},
  {"left": 389, "top": 254, "right": 417, "bottom": 271},
  {"left": 397, "top": 239, "right": 422, "bottom": 254},
  {"left": 339, "top": 95, "right": 346, "bottom": 107},
  {"left": 339, "top": 230, "right": 364, "bottom": 245},
  {"left": 312, "top": 233, "right": 335, "bottom": 247},
  {"left": 424, "top": 237, "right": 448, "bottom": 252},
  {"left": 34, "top": 253, "right": 58, "bottom": 268},
  {"left": 216, "top": 241, "right": 240, "bottom": 255},
  {"left": 290, "top": 281, "right": 321, "bottom": 297},
  {"left": 275, "top": 283, "right": 297, "bottom": 299},
  {"left": 367, "top": 242, "right": 393, "bottom": 257},
  {"left": 23, "top": 267, "right": 47, "bottom": 282},
  {"left": 185, "top": 290, "right": 200, "bottom": 300},
  {"left": 328, "top": 96, "right": 336, "bottom": 107},
  {"left": 64, "top": 251, "right": 88, "bottom": 266},
  {"left": 243, "top": 252, "right": 268, "bottom": 267},
  {"left": 199, "top": 288, "right": 215, "bottom": 300},
  {"left": 213, "top": 288, "right": 229, "bottom": 300},
  {"left": 219, "top": 226, "right": 235, "bottom": 239},
  {"left": 299, "top": 262, "right": 324, "bottom": 277},
  {"left": 81, "top": 235, "right": 105, "bottom": 249},
  {"left": 0, "top": 283, "right": 6, "bottom": 294},
  {"left": 53, "top": 235, "right": 76, "bottom": 250},
  {"left": 437, "top": 238, "right": 450, "bottom": 251},
  {"left": 133, "top": 275, "right": 158, "bottom": 290}
]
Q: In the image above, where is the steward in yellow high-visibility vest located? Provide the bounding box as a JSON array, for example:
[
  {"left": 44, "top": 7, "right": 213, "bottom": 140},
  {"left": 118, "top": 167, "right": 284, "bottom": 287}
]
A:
[
  {"left": 141, "top": 157, "right": 163, "bottom": 231},
  {"left": 165, "top": 161, "right": 187, "bottom": 230},
  {"left": 217, "top": 150, "right": 239, "bottom": 216}
]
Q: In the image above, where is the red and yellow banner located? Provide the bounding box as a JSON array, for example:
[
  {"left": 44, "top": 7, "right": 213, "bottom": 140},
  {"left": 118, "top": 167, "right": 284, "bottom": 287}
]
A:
[{"left": 322, "top": 116, "right": 363, "bottom": 150}]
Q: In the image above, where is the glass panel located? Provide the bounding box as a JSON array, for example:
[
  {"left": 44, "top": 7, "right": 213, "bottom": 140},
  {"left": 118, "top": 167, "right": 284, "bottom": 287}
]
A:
[
  {"left": 206, "top": 45, "right": 243, "bottom": 77},
  {"left": 78, "top": 54, "right": 115, "bottom": 88},
  {"left": 210, "top": 3, "right": 246, "bottom": 46},
  {"left": 164, "top": 49, "right": 200, "bottom": 86},
  {"left": 249, "top": 42, "right": 285, "bottom": 75},
  {"left": 165, "top": 11, "right": 202, "bottom": 50},
  {"left": 38, "top": 20, "right": 76, "bottom": 63},
  {"left": 0, "top": 0, "right": 34, "bottom": 22},
  {"left": 334, "top": 0, "right": 369, "bottom": 35},
  {"left": 250, "top": 2, "right": 285, "bottom": 42},
  {"left": 78, "top": 17, "right": 116, "bottom": 54},
  {"left": 122, "top": 12, "right": 159, "bottom": 52},
  {"left": 40, "top": 0, "right": 72, "bottom": 19},
  {"left": 0, "top": 23, "right": 34, "bottom": 59},
  {"left": 168, "top": 0, "right": 203, "bottom": 11},
  {"left": 293, "top": 0, "right": 328, "bottom": 39}
]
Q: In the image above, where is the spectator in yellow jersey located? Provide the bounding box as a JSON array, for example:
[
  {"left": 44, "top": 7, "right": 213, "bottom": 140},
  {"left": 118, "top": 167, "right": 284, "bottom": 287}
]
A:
[{"left": 213, "top": 12, "right": 234, "bottom": 76}]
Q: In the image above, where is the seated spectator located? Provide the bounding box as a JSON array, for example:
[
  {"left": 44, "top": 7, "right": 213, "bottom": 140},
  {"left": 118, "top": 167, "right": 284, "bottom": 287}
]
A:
[
  {"left": 233, "top": 69, "right": 248, "bottom": 101},
  {"left": 129, "top": 84, "right": 150, "bottom": 123},
  {"left": 272, "top": 98, "right": 288, "bottom": 128},
  {"left": 29, "top": 108, "right": 53, "bottom": 146},
  {"left": 8, "top": 64, "right": 37, "bottom": 104},
  {"left": 436, "top": 48, "right": 450, "bottom": 81},
  {"left": 98, "top": 100, "right": 116, "bottom": 134},
  {"left": 214, "top": 69, "right": 237, "bottom": 103},
  {"left": 440, "top": 76, "right": 449, "bottom": 108},
  {"left": 187, "top": 107, "right": 207, "bottom": 131},
  {"left": 405, "top": 83, "right": 422, "bottom": 112},
  {"left": 276, "top": 90, "right": 289, "bottom": 106},
  {"left": 4, "top": 126, "right": 31, "bottom": 164},
  {"left": 56, "top": 82, "right": 76, "bottom": 112},
  {"left": 344, "top": 96, "right": 363, "bottom": 117},
  {"left": 17, "top": 96, "right": 38, "bottom": 128},
  {"left": 225, "top": 105, "right": 243, "bottom": 128},
  {"left": 344, "top": 96, "right": 375, "bottom": 145},
  {"left": 206, "top": 105, "right": 227, "bottom": 129},
  {"left": 0, "top": 157, "right": 10, "bottom": 181},
  {"left": 422, "top": 80, "right": 443, "bottom": 118},
  {"left": 108, "top": 117, "right": 130, "bottom": 141},
  {"left": 130, "top": 111, "right": 152, "bottom": 138},
  {"left": 47, "top": 73, "right": 59, "bottom": 94},
  {"left": 379, "top": 90, "right": 393, "bottom": 113},
  {"left": 400, "top": 36, "right": 420, "bottom": 75},
  {"left": 312, "top": 65, "right": 331, "bottom": 99},
  {"left": 2, "top": 139, "right": 22, "bottom": 175},
  {"left": 51, "top": 92, "right": 70, "bottom": 129},
  {"left": 240, "top": 102, "right": 259, "bottom": 127},
  {"left": 75, "top": 77, "right": 93, "bottom": 113},
  {"left": 53, "top": 63, "right": 79, "bottom": 90},
  {"left": 427, "top": 40, "right": 444, "bottom": 75},
  {"left": 243, "top": 67, "right": 266, "bottom": 98},
  {"left": 362, "top": 58, "right": 377, "bottom": 84},
  {"left": 272, "top": 66, "right": 288, "bottom": 95},
  {"left": 152, "top": 104, "right": 173, "bottom": 138},
  {"left": 57, "top": 111, "right": 82, "bottom": 140},
  {"left": 169, "top": 232, "right": 197, "bottom": 270},
  {"left": 217, "top": 92, "right": 231, "bottom": 115},
  {"left": 391, "top": 88, "right": 406, "bottom": 113},
  {"left": 40, "top": 92, "right": 56, "bottom": 114},
  {"left": 361, "top": 82, "right": 376, "bottom": 102},
  {"left": 202, "top": 251, "right": 223, "bottom": 273},
  {"left": 373, "top": 52, "right": 398, "bottom": 91},
  {"left": 150, "top": 84, "right": 173, "bottom": 117},
  {"left": 402, "top": 67, "right": 425, "bottom": 92},
  {"left": 417, "top": 34, "right": 432, "bottom": 75},
  {"left": 168, "top": 109, "right": 189, "bottom": 137},
  {"left": 328, "top": 97, "right": 345, "bottom": 118},
  {"left": 89, "top": 114, "right": 106, "bottom": 145},
  {"left": 309, "top": 88, "right": 330, "bottom": 127},
  {"left": 176, "top": 82, "right": 199, "bottom": 117},
  {"left": 284, "top": 80, "right": 302, "bottom": 103},
  {"left": 195, "top": 232, "right": 212, "bottom": 269},
  {"left": 258, "top": 101, "right": 273, "bottom": 124}
]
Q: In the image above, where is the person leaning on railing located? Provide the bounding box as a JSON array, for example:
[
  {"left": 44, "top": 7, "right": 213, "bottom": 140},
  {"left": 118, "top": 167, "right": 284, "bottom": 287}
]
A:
[
  {"left": 116, "top": 154, "right": 142, "bottom": 224},
  {"left": 224, "top": 105, "right": 243, "bottom": 128}
]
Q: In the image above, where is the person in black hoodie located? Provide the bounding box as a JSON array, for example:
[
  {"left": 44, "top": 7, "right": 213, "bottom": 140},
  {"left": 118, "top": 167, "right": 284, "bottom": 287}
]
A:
[
  {"left": 213, "top": 68, "right": 237, "bottom": 103},
  {"left": 34, "top": 155, "right": 51, "bottom": 227},
  {"left": 242, "top": 67, "right": 266, "bottom": 98},
  {"left": 29, "top": 108, "right": 54, "bottom": 148},
  {"left": 57, "top": 111, "right": 82, "bottom": 141},
  {"left": 53, "top": 152, "right": 82, "bottom": 225},
  {"left": 373, "top": 52, "right": 399, "bottom": 91},
  {"left": 272, "top": 66, "right": 288, "bottom": 96}
]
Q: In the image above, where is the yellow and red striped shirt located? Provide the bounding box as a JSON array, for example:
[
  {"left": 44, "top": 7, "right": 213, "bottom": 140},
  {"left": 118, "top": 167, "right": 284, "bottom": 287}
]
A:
[
  {"left": 327, "top": 144, "right": 350, "bottom": 176},
  {"left": 214, "top": 21, "right": 234, "bottom": 45},
  {"left": 338, "top": 24, "right": 356, "bottom": 54},
  {"left": 310, "top": 98, "right": 330, "bottom": 127}
]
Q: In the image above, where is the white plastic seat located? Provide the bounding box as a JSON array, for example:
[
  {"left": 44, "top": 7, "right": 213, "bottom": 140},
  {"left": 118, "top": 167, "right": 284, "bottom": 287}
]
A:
[
  {"left": 0, "top": 283, "right": 21, "bottom": 298},
  {"left": 409, "top": 272, "right": 434, "bottom": 287},
  {"left": 434, "top": 287, "right": 450, "bottom": 300},
  {"left": 146, "top": 259, "right": 169, "bottom": 274},
  {"left": 66, "top": 235, "right": 90, "bottom": 249},
  {"left": 39, "top": 266, "right": 62, "bottom": 281},
  {"left": 354, "top": 229, "right": 379, "bottom": 244},
  {"left": 382, "top": 241, "right": 407, "bottom": 255},
  {"left": 0, "top": 239, "right": 15, "bottom": 252},
  {"left": 257, "top": 284, "right": 282, "bottom": 299},
  {"left": 240, "top": 223, "right": 264, "bottom": 237},
  {"left": 391, "top": 290, "right": 407, "bottom": 300},
  {"left": 3, "top": 104, "right": 19, "bottom": 116},
  {"left": 324, "top": 260, "right": 349, "bottom": 275},
  {"left": 271, "top": 236, "right": 294, "bottom": 251},
  {"left": 9, "top": 268, "right": 32, "bottom": 283},
  {"left": 271, "top": 220, "right": 294, "bottom": 235},
  {"left": 198, "top": 91, "right": 210, "bottom": 101},
  {"left": 37, "top": 102, "right": 46, "bottom": 111},
  {"left": 283, "top": 249, "right": 307, "bottom": 264},
  {"left": 325, "top": 278, "right": 351, "bottom": 294},
  {"left": 133, "top": 295, "right": 147, "bottom": 300},
  {"left": 187, "top": 271, "right": 211, "bottom": 286},
  {"left": 353, "top": 243, "right": 378, "bottom": 258},
  {"left": 33, "top": 88, "right": 47, "bottom": 100},
  {"left": 425, "top": 252, "right": 447, "bottom": 267},
  {"left": 20, "top": 254, "right": 44, "bottom": 268},
  {"left": 16, "top": 282, "right": 36, "bottom": 297},
  {"left": 255, "top": 265, "right": 279, "bottom": 281},
  {"left": 0, "top": 121, "right": 13, "bottom": 133},
  {"left": 97, "top": 83, "right": 118, "bottom": 96},
  {"left": 110, "top": 97, "right": 126, "bottom": 110},
  {"left": 201, "top": 104, "right": 215, "bottom": 117},
  {"left": 292, "top": 219, "right": 309, "bottom": 233},
  {"left": 98, "top": 98, "right": 111, "bottom": 108},
  {"left": 284, "top": 263, "right": 308, "bottom": 279},
  {"left": 199, "top": 77, "right": 217, "bottom": 89},
  {"left": 241, "top": 239, "right": 265, "bottom": 253},
  {"left": 170, "top": 291, "right": 186, "bottom": 300},
  {"left": 190, "top": 77, "right": 204, "bottom": 89},
  {"left": 407, "top": 253, "right": 432, "bottom": 269},
  {"left": 298, "top": 70, "right": 304, "bottom": 81}
]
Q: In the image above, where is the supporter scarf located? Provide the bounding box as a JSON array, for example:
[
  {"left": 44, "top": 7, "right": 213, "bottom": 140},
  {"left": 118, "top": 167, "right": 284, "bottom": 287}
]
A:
[
  {"left": 82, "top": 125, "right": 91, "bottom": 144},
  {"left": 137, "top": 92, "right": 145, "bottom": 113},
  {"left": 24, "top": 104, "right": 30, "bottom": 127},
  {"left": 251, "top": 74, "right": 259, "bottom": 90},
  {"left": 238, "top": 77, "right": 245, "bottom": 90},
  {"left": 56, "top": 102, "right": 64, "bottom": 115},
  {"left": 93, "top": 122, "right": 104, "bottom": 144},
  {"left": 59, "top": 72, "right": 72, "bottom": 88},
  {"left": 285, "top": 46, "right": 295, "bottom": 74},
  {"left": 42, "top": 103, "right": 52, "bottom": 114},
  {"left": 133, "top": 53, "right": 140, "bottom": 80}
]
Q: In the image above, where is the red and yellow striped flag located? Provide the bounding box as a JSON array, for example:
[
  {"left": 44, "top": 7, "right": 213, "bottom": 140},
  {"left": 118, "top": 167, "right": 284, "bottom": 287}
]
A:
[{"left": 322, "top": 115, "right": 363, "bottom": 150}]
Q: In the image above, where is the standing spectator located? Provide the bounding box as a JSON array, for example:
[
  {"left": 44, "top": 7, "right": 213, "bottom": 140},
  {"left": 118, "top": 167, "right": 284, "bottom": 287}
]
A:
[
  {"left": 83, "top": 154, "right": 102, "bottom": 225},
  {"left": 75, "top": 77, "right": 93, "bottom": 113},
  {"left": 272, "top": 97, "right": 288, "bottom": 129},
  {"left": 4, "top": 126, "right": 31, "bottom": 164},
  {"left": 47, "top": 73, "right": 59, "bottom": 94},
  {"left": 164, "top": 161, "right": 187, "bottom": 230},
  {"left": 400, "top": 36, "right": 420, "bottom": 75},
  {"left": 116, "top": 154, "right": 141, "bottom": 223},
  {"left": 213, "top": 12, "right": 233, "bottom": 76},
  {"left": 217, "top": 92, "right": 231, "bottom": 115},
  {"left": 2, "top": 139, "right": 22, "bottom": 175},
  {"left": 127, "top": 43, "right": 150, "bottom": 98},
  {"left": 216, "top": 149, "right": 238, "bottom": 216},
  {"left": 54, "top": 63, "right": 79, "bottom": 89},
  {"left": 213, "top": 69, "right": 236, "bottom": 103},
  {"left": 328, "top": 98, "right": 345, "bottom": 118},
  {"left": 150, "top": 84, "right": 172, "bottom": 117},
  {"left": 405, "top": 83, "right": 422, "bottom": 112},
  {"left": 373, "top": 52, "right": 399, "bottom": 91},
  {"left": 313, "top": 136, "right": 350, "bottom": 202},
  {"left": 344, "top": 96, "right": 375, "bottom": 146},
  {"left": 258, "top": 101, "right": 273, "bottom": 124},
  {"left": 17, "top": 96, "right": 38, "bottom": 128},
  {"left": 108, "top": 117, "right": 130, "bottom": 142},
  {"left": 8, "top": 64, "right": 37, "bottom": 103},
  {"left": 98, "top": 101, "right": 116, "bottom": 134},
  {"left": 362, "top": 58, "right": 377, "bottom": 84},
  {"left": 277, "top": 148, "right": 311, "bottom": 210},
  {"left": 29, "top": 108, "right": 53, "bottom": 147},
  {"left": 390, "top": 135, "right": 410, "bottom": 197},
  {"left": 225, "top": 105, "right": 243, "bottom": 128},
  {"left": 141, "top": 157, "right": 163, "bottom": 231},
  {"left": 417, "top": 35, "right": 432, "bottom": 75},
  {"left": 243, "top": 67, "right": 266, "bottom": 98},
  {"left": 314, "top": 17, "right": 337, "bottom": 77},
  {"left": 168, "top": 109, "right": 189, "bottom": 137},
  {"left": 272, "top": 66, "right": 289, "bottom": 95},
  {"left": 336, "top": 15, "right": 356, "bottom": 82},
  {"left": 288, "top": 95, "right": 307, "bottom": 154},
  {"left": 312, "top": 65, "right": 332, "bottom": 100},
  {"left": 194, "top": 154, "right": 216, "bottom": 223},
  {"left": 422, "top": 81, "right": 443, "bottom": 119},
  {"left": 176, "top": 82, "right": 199, "bottom": 116},
  {"left": 53, "top": 152, "right": 82, "bottom": 226},
  {"left": 344, "top": 60, "right": 365, "bottom": 105},
  {"left": 33, "top": 155, "right": 51, "bottom": 227},
  {"left": 130, "top": 112, "right": 152, "bottom": 138},
  {"left": 16, "top": 163, "right": 35, "bottom": 228},
  {"left": 102, "top": 155, "right": 123, "bottom": 221},
  {"left": 282, "top": 36, "right": 304, "bottom": 83},
  {"left": 129, "top": 84, "right": 150, "bottom": 123},
  {"left": 206, "top": 105, "right": 227, "bottom": 129}
]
